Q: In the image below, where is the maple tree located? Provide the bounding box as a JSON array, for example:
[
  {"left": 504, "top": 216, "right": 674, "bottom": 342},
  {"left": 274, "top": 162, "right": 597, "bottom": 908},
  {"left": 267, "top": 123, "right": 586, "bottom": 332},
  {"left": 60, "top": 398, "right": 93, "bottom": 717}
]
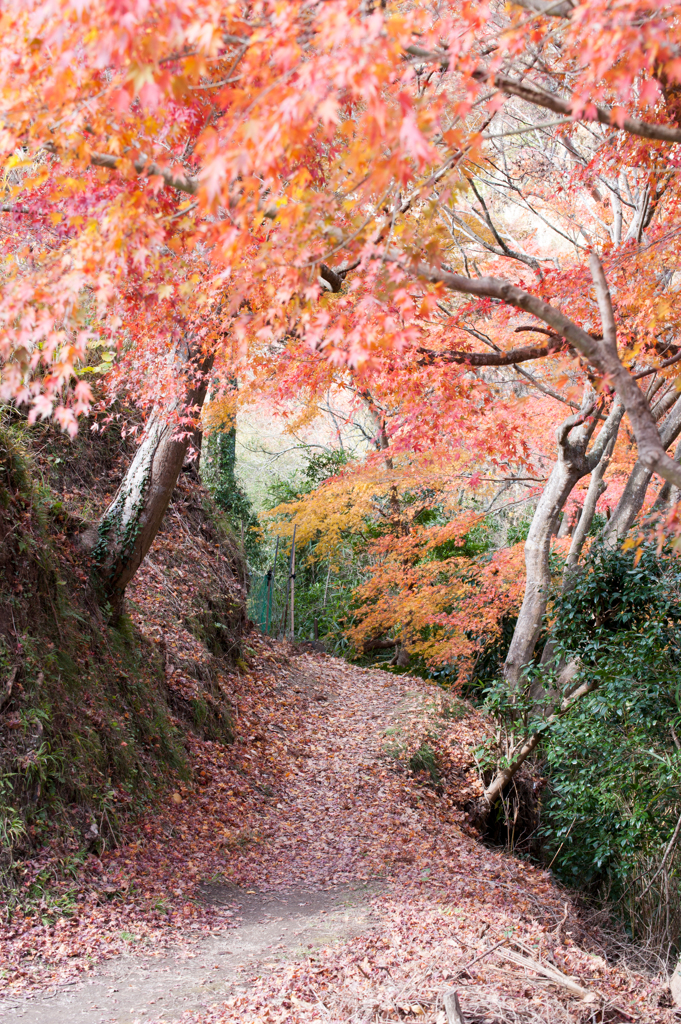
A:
[{"left": 3, "top": 0, "right": 681, "bottom": 808}]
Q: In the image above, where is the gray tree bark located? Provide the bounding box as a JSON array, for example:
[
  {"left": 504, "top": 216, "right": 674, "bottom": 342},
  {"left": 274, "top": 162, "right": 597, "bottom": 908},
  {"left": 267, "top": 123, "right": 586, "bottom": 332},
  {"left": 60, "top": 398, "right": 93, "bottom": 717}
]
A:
[
  {"left": 601, "top": 393, "right": 681, "bottom": 547},
  {"left": 534, "top": 429, "right": 620, "bottom": 683},
  {"left": 503, "top": 393, "right": 624, "bottom": 693},
  {"left": 651, "top": 438, "right": 681, "bottom": 512},
  {"left": 87, "top": 343, "right": 214, "bottom": 620}
]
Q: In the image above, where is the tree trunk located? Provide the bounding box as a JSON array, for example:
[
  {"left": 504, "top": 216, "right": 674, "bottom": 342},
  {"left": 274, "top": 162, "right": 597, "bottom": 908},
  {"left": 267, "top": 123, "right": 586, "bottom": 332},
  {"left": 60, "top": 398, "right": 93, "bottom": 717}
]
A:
[
  {"left": 651, "top": 438, "right": 681, "bottom": 512},
  {"left": 478, "top": 396, "right": 623, "bottom": 819},
  {"left": 564, "top": 433, "right": 615, "bottom": 576},
  {"left": 534, "top": 430, "right": 619, "bottom": 684},
  {"left": 602, "top": 393, "right": 681, "bottom": 547},
  {"left": 503, "top": 393, "right": 623, "bottom": 693},
  {"left": 88, "top": 346, "right": 213, "bottom": 620},
  {"left": 502, "top": 451, "right": 583, "bottom": 692}
]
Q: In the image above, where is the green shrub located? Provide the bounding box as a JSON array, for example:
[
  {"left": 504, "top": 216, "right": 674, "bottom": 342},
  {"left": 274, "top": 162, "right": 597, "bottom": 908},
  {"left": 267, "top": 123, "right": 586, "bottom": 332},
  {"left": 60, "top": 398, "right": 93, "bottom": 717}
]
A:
[{"left": 539, "top": 544, "right": 681, "bottom": 949}]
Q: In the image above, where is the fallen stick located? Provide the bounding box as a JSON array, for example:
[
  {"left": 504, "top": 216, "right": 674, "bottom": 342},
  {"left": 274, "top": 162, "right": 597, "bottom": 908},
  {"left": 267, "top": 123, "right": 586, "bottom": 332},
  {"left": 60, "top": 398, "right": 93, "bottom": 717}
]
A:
[
  {"left": 454, "top": 939, "right": 508, "bottom": 977},
  {"left": 497, "top": 946, "right": 596, "bottom": 1001}
]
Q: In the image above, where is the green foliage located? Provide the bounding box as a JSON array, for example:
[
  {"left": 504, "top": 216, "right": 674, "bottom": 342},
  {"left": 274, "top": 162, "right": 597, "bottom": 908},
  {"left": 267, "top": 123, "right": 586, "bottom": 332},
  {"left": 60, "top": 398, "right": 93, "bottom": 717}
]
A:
[
  {"left": 536, "top": 544, "right": 681, "bottom": 942},
  {"left": 429, "top": 522, "right": 494, "bottom": 562},
  {"left": 304, "top": 449, "right": 348, "bottom": 487},
  {"left": 467, "top": 613, "right": 518, "bottom": 695},
  {"left": 252, "top": 448, "right": 358, "bottom": 652},
  {"left": 409, "top": 743, "right": 440, "bottom": 782},
  {"left": 203, "top": 424, "right": 260, "bottom": 557},
  {"left": 588, "top": 511, "right": 608, "bottom": 537},
  {"left": 506, "top": 515, "right": 532, "bottom": 547},
  {"left": 264, "top": 449, "right": 349, "bottom": 509}
]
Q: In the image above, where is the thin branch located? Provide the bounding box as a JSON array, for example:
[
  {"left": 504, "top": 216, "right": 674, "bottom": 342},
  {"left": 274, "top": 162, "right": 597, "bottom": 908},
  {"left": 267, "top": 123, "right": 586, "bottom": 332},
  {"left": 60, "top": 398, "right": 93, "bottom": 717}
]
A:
[
  {"left": 484, "top": 116, "right": 574, "bottom": 139},
  {"left": 632, "top": 351, "right": 681, "bottom": 380},
  {"left": 638, "top": 809, "right": 681, "bottom": 900},
  {"left": 483, "top": 72, "right": 681, "bottom": 146}
]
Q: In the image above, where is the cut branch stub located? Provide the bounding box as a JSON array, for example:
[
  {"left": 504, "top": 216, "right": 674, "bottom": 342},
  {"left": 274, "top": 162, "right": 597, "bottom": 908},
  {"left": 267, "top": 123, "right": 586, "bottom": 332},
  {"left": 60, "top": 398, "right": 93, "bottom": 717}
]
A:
[{"left": 443, "top": 988, "right": 466, "bottom": 1024}]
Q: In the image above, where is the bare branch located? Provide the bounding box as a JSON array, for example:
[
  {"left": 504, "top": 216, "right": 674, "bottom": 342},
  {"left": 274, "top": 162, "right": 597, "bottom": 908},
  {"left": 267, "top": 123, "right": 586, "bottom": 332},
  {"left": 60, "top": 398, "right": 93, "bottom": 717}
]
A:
[
  {"left": 509, "top": 0, "right": 576, "bottom": 15},
  {"left": 484, "top": 675, "right": 600, "bottom": 806},
  {"left": 484, "top": 73, "right": 681, "bottom": 145},
  {"left": 588, "top": 252, "right": 618, "bottom": 351}
]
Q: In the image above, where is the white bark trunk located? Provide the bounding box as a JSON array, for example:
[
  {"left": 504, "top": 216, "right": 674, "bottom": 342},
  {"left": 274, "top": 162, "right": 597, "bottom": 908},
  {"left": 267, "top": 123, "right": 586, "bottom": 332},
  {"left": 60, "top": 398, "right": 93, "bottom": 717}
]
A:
[
  {"left": 503, "top": 394, "right": 624, "bottom": 692},
  {"left": 535, "top": 429, "right": 620, "bottom": 683},
  {"left": 89, "top": 346, "right": 213, "bottom": 619},
  {"left": 564, "top": 433, "right": 616, "bottom": 575}
]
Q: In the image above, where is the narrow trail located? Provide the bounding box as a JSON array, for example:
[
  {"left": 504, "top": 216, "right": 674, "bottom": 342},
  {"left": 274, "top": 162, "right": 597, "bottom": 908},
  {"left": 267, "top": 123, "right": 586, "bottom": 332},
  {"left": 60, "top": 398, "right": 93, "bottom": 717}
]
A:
[{"left": 1, "top": 647, "right": 671, "bottom": 1023}]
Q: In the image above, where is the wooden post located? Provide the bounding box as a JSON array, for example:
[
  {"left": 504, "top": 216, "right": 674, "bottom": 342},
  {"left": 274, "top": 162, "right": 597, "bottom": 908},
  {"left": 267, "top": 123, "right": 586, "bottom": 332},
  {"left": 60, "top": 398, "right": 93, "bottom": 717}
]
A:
[
  {"left": 289, "top": 525, "right": 297, "bottom": 641},
  {"left": 280, "top": 573, "right": 289, "bottom": 637}
]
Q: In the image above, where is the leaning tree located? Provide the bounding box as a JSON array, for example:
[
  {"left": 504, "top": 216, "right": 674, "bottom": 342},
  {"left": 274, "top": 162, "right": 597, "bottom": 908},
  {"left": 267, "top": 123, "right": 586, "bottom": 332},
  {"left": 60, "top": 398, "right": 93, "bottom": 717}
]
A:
[{"left": 2, "top": 0, "right": 681, "bottom": 692}]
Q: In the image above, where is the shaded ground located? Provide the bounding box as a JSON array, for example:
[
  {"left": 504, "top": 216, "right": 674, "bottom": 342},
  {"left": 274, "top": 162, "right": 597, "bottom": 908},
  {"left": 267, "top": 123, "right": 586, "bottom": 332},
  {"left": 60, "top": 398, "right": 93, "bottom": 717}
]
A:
[{"left": 0, "top": 644, "right": 674, "bottom": 1022}]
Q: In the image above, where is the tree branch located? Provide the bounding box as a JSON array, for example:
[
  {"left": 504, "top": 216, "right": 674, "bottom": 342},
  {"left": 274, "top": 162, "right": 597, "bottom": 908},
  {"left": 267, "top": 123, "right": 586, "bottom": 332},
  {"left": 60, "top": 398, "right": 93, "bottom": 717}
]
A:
[
  {"left": 482, "top": 73, "right": 681, "bottom": 145},
  {"left": 416, "top": 341, "right": 564, "bottom": 367},
  {"left": 406, "top": 52, "right": 681, "bottom": 145},
  {"left": 89, "top": 151, "right": 199, "bottom": 195},
  {"left": 405, "top": 255, "right": 681, "bottom": 490},
  {"left": 509, "top": 0, "right": 575, "bottom": 15},
  {"left": 484, "top": 674, "right": 599, "bottom": 806}
]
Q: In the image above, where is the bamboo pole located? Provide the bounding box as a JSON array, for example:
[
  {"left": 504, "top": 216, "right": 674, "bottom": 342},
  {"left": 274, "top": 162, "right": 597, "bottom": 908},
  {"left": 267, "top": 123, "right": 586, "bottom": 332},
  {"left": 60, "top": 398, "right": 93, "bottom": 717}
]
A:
[
  {"left": 289, "top": 525, "right": 297, "bottom": 641},
  {"left": 266, "top": 536, "right": 279, "bottom": 636}
]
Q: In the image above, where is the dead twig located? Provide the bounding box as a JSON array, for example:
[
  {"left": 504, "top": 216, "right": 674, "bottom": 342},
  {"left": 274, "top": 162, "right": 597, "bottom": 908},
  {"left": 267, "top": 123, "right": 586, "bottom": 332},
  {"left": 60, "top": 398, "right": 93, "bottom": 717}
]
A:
[{"left": 455, "top": 939, "right": 509, "bottom": 977}]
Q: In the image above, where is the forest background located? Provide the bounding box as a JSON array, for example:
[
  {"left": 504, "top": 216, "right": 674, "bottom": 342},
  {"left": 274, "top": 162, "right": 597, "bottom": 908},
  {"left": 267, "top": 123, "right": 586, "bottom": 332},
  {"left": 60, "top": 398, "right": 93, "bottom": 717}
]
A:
[{"left": 3, "top": 0, "right": 681, "bottom": 976}]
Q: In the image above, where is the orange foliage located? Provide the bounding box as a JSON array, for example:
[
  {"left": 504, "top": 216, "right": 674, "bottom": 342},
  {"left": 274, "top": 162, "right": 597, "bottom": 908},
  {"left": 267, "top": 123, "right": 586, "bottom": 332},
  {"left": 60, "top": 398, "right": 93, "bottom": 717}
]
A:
[
  {"left": 3, "top": 0, "right": 681, "bottom": 659},
  {"left": 349, "top": 529, "right": 527, "bottom": 683}
]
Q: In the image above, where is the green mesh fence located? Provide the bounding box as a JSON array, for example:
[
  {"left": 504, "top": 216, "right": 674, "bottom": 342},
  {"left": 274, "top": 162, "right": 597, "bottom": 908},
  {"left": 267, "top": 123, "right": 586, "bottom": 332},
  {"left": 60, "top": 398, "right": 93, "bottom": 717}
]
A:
[{"left": 248, "top": 566, "right": 290, "bottom": 637}]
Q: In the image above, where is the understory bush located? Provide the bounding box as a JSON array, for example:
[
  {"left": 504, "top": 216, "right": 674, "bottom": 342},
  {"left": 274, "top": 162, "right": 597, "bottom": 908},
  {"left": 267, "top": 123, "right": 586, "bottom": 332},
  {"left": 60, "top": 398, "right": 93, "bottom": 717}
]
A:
[{"left": 538, "top": 544, "right": 681, "bottom": 955}]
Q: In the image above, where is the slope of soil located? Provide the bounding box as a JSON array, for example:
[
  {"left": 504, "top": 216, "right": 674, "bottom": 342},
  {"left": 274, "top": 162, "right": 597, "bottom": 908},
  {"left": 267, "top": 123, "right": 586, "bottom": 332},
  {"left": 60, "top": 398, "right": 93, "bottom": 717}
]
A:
[
  {"left": 0, "top": 642, "right": 672, "bottom": 1023},
  {"left": 0, "top": 413, "right": 245, "bottom": 891}
]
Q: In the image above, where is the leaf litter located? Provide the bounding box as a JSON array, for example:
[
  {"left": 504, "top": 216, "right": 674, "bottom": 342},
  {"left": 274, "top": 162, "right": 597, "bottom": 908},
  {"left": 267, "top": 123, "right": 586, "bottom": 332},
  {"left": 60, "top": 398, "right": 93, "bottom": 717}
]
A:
[{"left": 0, "top": 637, "right": 674, "bottom": 1022}]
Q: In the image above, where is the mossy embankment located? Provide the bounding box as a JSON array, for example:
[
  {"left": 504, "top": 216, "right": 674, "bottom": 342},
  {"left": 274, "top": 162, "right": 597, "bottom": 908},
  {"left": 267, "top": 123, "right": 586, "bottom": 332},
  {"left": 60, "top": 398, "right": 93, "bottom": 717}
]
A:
[{"left": 0, "top": 411, "right": 247, "bottom": 891}]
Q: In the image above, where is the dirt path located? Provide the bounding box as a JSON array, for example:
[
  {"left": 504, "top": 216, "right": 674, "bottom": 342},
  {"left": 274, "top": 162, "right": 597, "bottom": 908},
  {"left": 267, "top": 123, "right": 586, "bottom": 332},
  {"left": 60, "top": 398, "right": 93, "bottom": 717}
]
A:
[
  {"left": 0, "top": 650, "right": 671, "bottom": 1022},
  {"left": 3, "top": 884, "right": 380, "bottom": 1023}
]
